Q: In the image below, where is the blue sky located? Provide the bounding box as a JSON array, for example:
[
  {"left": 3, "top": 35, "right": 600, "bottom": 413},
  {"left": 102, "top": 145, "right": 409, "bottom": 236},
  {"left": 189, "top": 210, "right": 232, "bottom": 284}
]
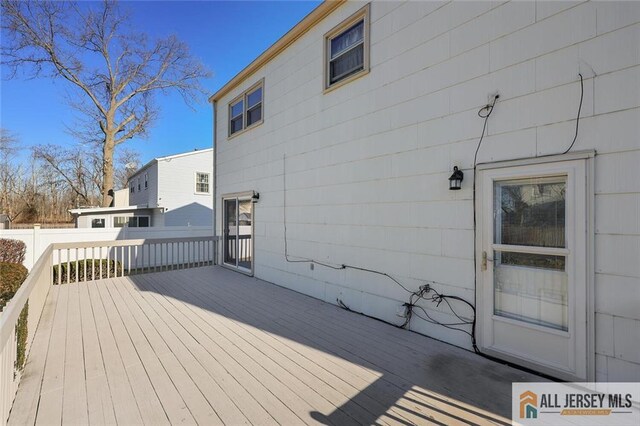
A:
[{"left": 1, "top": 0, "right": 320, "bottom": 166}]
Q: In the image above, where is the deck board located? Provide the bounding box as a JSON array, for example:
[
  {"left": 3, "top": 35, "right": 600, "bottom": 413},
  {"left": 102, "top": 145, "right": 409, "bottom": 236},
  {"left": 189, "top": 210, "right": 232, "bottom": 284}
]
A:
[{"left": 8, "top": 265, "right": 544, "bottom": 425}]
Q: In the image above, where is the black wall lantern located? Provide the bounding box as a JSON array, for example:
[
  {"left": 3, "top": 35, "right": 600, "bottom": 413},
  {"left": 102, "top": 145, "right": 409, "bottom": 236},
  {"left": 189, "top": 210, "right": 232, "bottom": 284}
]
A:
[
  {"left": 251, "top": 192, "right": 260, "bottom": 203},
  {"left": 448, "top": 166, "right": 464, "bottom": 190}
]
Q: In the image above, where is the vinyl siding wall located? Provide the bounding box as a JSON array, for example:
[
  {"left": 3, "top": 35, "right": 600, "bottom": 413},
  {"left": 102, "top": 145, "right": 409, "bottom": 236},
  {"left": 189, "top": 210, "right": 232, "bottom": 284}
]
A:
[
  {"left": 215, "top": 0, "right": 640, "bottom": 381},
  {"left": 129, "top": 163, "right": 159, "bottom": 208},
  {"left": 157, "top": 152, "right": 214, "bottom": 226}
]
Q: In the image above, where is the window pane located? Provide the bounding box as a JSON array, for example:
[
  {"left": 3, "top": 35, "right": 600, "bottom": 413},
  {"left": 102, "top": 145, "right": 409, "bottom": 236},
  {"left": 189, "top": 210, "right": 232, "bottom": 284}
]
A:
[
  {"left": 331, "top": 20, "right": 364, "bottom": 59},
  {"left": 91, "top": 219, "right": 105, "bottom": 228},
  {"left": 128, "top": 217, "right": 138, "bottom": 228},
  {"left": 494, "top": 250, "right": 568, "bottom": 331},
  {"left": 499, "top": 252, "right": 565, "bottom": 270},
  {"left": 247, "top": 87, "right": 262, "bottom": 108},
  {"left": 114, "top": 217, "right": 127, "bottom": 228},
  {"left": 230, "top": 116, "right": 243, "bottom": 134},
  {"left": 494, "top": 177, "right": 566, "bottom": 248},
  {"left": 330, "top": 43, "right": 364, "bottom": 84},
  {"left": 247, "top": 105, "right": 262, "bottom": 126},
  {"left": 138, "top": 217, "right": 149, "bottom": 227},
  {"left": 230, "top": 100, "right": 243, "bottom": 118}
]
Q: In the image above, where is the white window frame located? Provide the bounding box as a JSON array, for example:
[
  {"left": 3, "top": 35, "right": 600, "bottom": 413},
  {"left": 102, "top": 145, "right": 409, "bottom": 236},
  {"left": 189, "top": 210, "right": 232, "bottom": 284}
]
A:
[
  {"left": 91, "top": 217, "right": 106, "bottom": 228},
  {"left": 323, "top": 4, "right": 370, "bottom": 92},
  {"left": 228, "top": 79, "right": 264, "bottom": 138},
  {"left": 113, "top": 216, "right": 129, "bottom": 228},
  {"left": 195, "top": 172, "right": 211, "bottom": 194},
  {"left": 144, "top": 172, "right": 148, "bottom": 189}
]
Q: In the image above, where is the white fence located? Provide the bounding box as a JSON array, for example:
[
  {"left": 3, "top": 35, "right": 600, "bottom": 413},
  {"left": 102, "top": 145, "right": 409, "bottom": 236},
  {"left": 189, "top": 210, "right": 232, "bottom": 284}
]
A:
[
  {"left": 0, "top": 226, "right": 214, "bottom": 270},
  {"left": 0, "top": 236, "right": 217, "bottom": 425}
]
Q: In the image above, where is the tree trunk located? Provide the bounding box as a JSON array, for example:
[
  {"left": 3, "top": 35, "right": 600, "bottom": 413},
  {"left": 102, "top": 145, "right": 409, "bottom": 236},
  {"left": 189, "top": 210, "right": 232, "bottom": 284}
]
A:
[{"left": 102, "top": 132, "right": 116, "bottom": 207}]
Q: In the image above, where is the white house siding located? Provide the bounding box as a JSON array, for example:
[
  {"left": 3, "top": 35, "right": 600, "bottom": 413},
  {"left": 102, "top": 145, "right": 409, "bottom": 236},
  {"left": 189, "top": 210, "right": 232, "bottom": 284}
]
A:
[
  {"left": 214, "top": 1, "right": 640, "bottom": 381},
  {"left": 128, "top": 162, "right": 159, "bottom": 208},
  {"left": 157, "top": 151, "right": 213, "bottom": 226},
  {"left": 75, "top": 210, "right": 155, "bottom": 229}
]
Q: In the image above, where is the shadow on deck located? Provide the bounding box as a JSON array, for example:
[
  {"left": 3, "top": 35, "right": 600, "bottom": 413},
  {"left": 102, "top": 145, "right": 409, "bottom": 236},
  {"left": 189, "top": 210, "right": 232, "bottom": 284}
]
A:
[{"left": 9, "top": 266, "right": 544, "bottom": 425}]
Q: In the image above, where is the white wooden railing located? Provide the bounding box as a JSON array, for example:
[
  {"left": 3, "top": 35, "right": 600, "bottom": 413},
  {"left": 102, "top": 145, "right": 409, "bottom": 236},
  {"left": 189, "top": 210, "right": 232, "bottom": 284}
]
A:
[
  {"left": 52, "top": 236, "right": 217, "bottom": 284},
  {"left": 0, "top": 236, "right": 217, "bottom": 424},
  {"left": 0, "top": 245, "right": 53, "bottom": 425}
]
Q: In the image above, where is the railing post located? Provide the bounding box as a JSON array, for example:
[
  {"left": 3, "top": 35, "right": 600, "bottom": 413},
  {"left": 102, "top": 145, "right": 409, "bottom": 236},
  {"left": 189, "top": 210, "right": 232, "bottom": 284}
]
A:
[{"left": 32, "top": 224, "right": 41, "bottom": 269}]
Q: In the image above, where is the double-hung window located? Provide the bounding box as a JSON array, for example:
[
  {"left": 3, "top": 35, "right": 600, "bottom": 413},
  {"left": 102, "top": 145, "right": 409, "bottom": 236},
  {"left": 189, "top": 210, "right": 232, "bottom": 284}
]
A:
[
  {"left": 228, "top": 82, "right": 263, "bottom": 137},
  {"left": 144, "top": 173, "right": 148, "bottom": 189},
  {"left": 195, "top": 172, "right": 210, "bottom": 194},
  {"left": 325, "top": 5, "right": 370, "bottom": 90}
]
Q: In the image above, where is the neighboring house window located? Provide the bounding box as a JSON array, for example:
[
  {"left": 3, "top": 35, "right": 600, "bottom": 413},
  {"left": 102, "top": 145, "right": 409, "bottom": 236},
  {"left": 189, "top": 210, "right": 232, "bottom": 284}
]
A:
[
  {"left": 324, "top": 5, "right": 370, "bottom": 90},
  {"left": 195, "top": 172, "right": 210, "bottom": 193},
  {"left": 114, "top": 216, "right": 128, "bottom": 228},
  {"left": 144, "top": 173, "right": 148, "bottom": 189},
  {"left": 137, "top": 177, "right": 141, "bottom": 191},
  {"left": 91, "top": 218, "right": 105, "bottom": 228},
  {"left": 136, "top": 216, "right": 150, "bottom": 227},
  {"left": 129, "top": 182, "right": 134, "bottom": 193},
  {"left": 115, "top": 216, "right": 150, "bottom": 227},
  {"left": 228, "top": 81, "right": 263, "bottom": 136}
]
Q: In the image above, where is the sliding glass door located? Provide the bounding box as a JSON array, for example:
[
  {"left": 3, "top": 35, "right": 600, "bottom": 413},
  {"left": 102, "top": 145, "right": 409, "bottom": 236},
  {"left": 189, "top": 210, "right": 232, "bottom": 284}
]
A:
[{"left": 223, "top": 196, "right": 253, "bottom": 273}]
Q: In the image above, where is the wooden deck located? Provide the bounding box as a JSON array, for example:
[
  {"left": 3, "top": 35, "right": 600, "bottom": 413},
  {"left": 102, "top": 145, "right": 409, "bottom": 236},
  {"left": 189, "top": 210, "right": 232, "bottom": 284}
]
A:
[{"left": 8, "top": 266, "right": 542, "bottom": 425}]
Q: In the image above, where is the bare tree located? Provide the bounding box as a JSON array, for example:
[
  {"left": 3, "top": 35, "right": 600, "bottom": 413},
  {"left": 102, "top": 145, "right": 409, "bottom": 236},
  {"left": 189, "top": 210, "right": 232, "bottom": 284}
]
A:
[
  {"left": 0, "top": 128, "right": 22, "bottom": 219},
  {"left": 33, "top": 144, "right": 101, "bottom": 207},
  {"left": 1, "top": 0, "right": 210, "bottom": 206},
  {"left": 114, "top": 147, "right": 140, "bottom": 190}
]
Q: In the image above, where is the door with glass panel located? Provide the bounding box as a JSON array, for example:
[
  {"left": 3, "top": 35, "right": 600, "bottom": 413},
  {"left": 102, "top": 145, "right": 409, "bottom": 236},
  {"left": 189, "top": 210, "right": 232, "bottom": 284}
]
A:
[
  {"left": 223, "top": 196, "right": 253, "bottom": 273},
  {"left": 477, "top": 159, "right": 588, "bottom": 380}
]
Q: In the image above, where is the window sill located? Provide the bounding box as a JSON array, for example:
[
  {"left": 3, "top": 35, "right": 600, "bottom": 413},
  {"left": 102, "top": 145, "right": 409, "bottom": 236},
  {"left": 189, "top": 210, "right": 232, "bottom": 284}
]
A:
[
  {"left": 323, "top": 68, "right": 369, "bottom": 95},
  {"left": 227, "top": 118, "right": 264, "bottom": 141}
]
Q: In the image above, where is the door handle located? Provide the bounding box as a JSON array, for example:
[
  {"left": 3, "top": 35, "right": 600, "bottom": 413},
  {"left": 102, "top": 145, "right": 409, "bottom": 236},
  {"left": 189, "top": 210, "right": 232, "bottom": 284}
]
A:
[{"left": 481, "top": 251, "right": 493, "bottom": 271}]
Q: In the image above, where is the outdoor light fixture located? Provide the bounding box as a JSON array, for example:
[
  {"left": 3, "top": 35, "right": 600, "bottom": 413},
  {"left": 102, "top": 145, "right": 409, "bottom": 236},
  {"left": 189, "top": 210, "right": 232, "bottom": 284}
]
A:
[
  {"left": 251, "top": 192, "right": 260, "bottom": 203},
  {"left": 448, "top": 166, "right": 464, "bottom": 190}
]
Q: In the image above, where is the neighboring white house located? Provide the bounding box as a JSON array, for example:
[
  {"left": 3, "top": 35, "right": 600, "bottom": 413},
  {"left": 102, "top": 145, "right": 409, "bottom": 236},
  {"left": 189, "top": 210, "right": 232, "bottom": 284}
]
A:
[
  {"left": 210, "top": 0, "right": 640, "bottom": 383},
  {"left": 71, "top": 148, "right": 214, "bottom": 228},
  {"left": 69, "top": 205, "right": 158, "bottom": 229}
]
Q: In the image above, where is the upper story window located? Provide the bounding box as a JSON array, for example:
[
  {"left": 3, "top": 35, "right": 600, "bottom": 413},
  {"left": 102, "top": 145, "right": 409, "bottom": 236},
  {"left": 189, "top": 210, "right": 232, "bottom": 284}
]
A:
[
  {"left": 144, "top": 173, "right": 148, "bottom": 189},
  {"left": 195, "top": 172, "right": 210, "bottom": 194},
  {"left": 324, "top": 5, "right": 370, "bottom": 90},
  {"left": 129, "top": 182, "right": 134, "bottom": 193},
  {"left": 137, "top": 177, "right": 141, "bottom": 191},
  {"left": 228, "top": 81, "right": 263, "bottom": 137}
]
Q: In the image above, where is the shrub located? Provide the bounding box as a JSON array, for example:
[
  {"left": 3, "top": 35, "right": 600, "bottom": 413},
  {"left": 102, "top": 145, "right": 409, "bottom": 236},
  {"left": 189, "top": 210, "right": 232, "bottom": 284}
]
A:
[
  {"left": 0, "top": 262, "right": 29, "bottom": 371},
  {"left": 0, "top": 239, "right": 27, "bottom": 264},
  {"left": 53, "top": 259, "right": 122, "bottom": 284},
  {"left": 0, "top": 262, "right": 28, "bottom": 311}
]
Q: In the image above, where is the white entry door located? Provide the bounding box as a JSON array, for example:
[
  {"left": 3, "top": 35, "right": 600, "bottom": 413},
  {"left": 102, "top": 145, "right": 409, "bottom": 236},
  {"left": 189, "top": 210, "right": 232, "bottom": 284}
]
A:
[{"left": 476, "top": 158, "right": 590, "bottom": 380}]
